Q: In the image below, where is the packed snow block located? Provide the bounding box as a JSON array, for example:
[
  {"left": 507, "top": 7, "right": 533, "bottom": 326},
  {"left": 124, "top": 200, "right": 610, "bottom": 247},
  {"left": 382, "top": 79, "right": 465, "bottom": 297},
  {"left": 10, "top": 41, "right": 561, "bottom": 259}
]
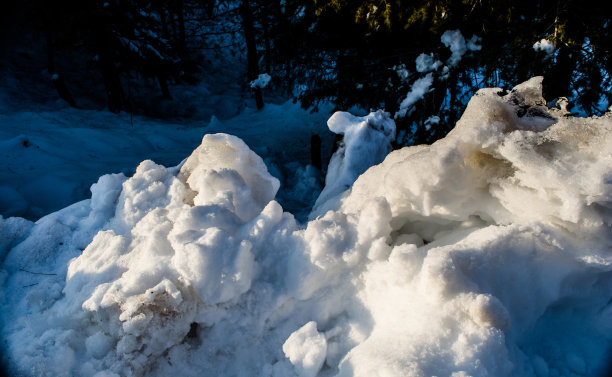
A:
[{"left": 312, "top": 110, "right": 395, "bottom": 217}]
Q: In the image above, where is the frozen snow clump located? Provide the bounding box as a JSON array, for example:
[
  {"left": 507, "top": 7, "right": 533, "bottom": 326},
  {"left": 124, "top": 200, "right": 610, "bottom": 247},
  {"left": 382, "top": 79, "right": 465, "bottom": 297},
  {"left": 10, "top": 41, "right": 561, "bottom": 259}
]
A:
[{"left": 282, "top": 321, "right": 327, "bottom": 377}]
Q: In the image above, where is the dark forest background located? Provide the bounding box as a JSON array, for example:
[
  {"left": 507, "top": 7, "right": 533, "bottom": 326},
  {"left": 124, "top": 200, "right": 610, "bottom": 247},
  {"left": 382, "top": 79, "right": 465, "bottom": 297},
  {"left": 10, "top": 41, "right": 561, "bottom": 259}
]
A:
[{"left": 1, "top": 0, "right": 610, "bottom": 145}]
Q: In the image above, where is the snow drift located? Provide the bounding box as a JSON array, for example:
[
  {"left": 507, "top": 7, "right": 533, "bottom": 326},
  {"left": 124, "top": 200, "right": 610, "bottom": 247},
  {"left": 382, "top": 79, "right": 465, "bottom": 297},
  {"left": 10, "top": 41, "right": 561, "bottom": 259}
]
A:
[{"left": 1, "top": 77, "right": 611, "bottom": 377}]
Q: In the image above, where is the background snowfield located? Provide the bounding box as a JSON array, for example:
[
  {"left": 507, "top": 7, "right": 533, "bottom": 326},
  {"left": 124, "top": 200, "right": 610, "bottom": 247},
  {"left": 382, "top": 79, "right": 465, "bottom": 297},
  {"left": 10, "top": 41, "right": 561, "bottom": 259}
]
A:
[
  {"left": 0, "top": 99, "right": 335, "bottom": 221},
  {"left": 1, "top": 77, "right": 612, "bottom": 377}
]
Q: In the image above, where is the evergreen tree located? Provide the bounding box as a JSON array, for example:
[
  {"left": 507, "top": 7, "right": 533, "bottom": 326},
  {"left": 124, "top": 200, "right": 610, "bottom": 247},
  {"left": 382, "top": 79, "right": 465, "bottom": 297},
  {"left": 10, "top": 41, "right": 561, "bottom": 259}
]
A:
[{"left": 298, "top": 0, "right": 611, "bottom": 145}]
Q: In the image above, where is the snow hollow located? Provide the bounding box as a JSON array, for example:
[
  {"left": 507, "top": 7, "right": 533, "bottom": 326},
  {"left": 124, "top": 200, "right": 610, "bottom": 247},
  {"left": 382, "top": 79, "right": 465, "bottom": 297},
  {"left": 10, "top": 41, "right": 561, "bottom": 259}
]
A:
[{"left": 1, "top": 78, "right": 612, "bottom": 377}]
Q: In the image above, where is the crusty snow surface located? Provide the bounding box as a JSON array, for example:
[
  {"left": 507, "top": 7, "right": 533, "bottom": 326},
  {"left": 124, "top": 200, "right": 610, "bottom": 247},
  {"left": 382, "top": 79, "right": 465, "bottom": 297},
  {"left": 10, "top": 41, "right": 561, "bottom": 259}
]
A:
[{"left": 1, "top": 78, "right": 612, "bottom": 377}]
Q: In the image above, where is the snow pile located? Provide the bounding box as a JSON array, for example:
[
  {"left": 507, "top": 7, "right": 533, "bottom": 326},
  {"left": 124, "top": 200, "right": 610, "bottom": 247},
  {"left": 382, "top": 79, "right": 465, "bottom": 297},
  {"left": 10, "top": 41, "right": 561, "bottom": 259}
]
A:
[
  {"left": 282, "top": 321, "right": 328, "bottom": 377},
  {"left": 2, "top": 77, "right": 612, "bottom": 377},
  {"left": 338, "top": 77, "right": 612, "bottom": 375}
]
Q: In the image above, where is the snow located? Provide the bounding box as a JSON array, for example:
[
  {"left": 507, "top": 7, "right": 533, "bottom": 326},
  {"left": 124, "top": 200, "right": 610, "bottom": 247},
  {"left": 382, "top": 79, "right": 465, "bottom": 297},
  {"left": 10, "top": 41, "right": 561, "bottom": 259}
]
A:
[
  {"left": 0, "top": 101, "right": 333, "bottom": 221},
  {"left": 441, "top": 30, "right": 467, "bottom": 67},
  {"left": 533, "top": 39, "right": 555, "bottom": 56},
  {"left": 415, "top": 53, "right": 442, "bottom": 73},
  {"left": 466, "top": 35, "right": 482, "bottom": 51},
  {"left": 282, "top": 321, "right": 328, "bottom": 377},
  {"left": 250, "top": 73, "right": 272, "bottom": 89},
  {"left": 394, "top": 64, "right": 409, "bottom": 82},
  {"left": 312, "top": 110, "right": 395, "bottom": 217},
  {"left": 424, "top": 115, "right": 440, "bottom": 130},
  {"left": 1, "top": 78, "right": 612, "bottom": 377},
  {"left": 396, "top": 30, "right": 482, "bottom": 120},
  {"left": 395, "top": 73, "right": 433, "bottom": 118}
]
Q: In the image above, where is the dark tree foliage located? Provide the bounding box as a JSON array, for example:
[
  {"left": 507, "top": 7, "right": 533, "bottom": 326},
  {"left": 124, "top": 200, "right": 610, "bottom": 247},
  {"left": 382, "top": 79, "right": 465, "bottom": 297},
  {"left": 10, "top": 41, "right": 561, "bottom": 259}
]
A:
[
  {"left": 295, "top": 0, "right": 611, "bottom": 144},
  {"left": 4, "top": 0, "right": 609, "bottom": 142},
  {"left": 16, "top": 0, "right": 187, "bottom": 112}
]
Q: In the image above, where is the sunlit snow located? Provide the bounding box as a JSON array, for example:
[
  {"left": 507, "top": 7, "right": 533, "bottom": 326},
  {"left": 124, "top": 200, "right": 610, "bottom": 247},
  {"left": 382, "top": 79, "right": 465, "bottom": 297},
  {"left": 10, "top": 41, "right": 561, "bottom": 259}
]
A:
[{"left": 1, "top": 78, "right": 612, "bottom": 377}]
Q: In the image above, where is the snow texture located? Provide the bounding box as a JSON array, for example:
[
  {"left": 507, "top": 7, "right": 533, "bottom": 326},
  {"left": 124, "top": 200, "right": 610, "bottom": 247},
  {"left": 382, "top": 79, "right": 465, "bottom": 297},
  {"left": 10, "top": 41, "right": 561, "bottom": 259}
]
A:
[
  {"left": 533, "top": 39, "right": 555, "bottom": 55},
  {"left": 441, "top": 30, "right": 467, "bottom": 66},
  {"left": 2, "top": 77, "right": 612, "bottom": 377},
  {"left": 415, "top": 53, "right": 442, "bottom": 73},
  {"left": 466, "top": 35, "right": 482, "bottom": 51},
  {"left": 395, "top": 73, "right": 434, "bottom": 118},
  {"left": 0, "top": 100, "right": 332, "bottom": 221},
  {"left": 250, "top": 73, "right": 272, "bottom": 89}
]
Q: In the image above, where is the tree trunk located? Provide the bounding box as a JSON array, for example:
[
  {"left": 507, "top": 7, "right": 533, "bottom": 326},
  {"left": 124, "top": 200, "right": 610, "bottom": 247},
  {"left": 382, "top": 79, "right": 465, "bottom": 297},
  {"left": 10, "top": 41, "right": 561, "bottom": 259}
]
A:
[
  {"left": 99, "top": 56, "right": 124, "bottom": 113},
  {"left": 207, "top": 0, "right": 215, "bottom": 17},
  {"left": 158, "top": 3, "right": 169, "bottom": 40},
  {"left": 52, "top": 74, "right": 78, "bottom": 107},
  {"left": 158, "top": 73, "right": 172, "bottom": 100},
  {"left": 44, "top": 25, "right": 55, "bottom": 74},
  {"left": 43, "top": 18, "right": 77, "bottom": 108},
  {"left": 176, "top": 0, "right": 186, "bottom": 56},
  {"left": 261, "top": 8, "right": 272, "bottom": 74},
  {"left": 545, "top": 46, "right": 573, "bottom": 100},
  {"left": 240, "top": 0, "right": 264, "bottom": 110}
]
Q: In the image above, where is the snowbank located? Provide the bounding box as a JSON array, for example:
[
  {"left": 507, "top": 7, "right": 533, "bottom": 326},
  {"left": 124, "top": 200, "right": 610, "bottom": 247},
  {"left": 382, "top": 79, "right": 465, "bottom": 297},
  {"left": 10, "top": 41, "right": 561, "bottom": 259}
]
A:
[{"left": 1, "top": 77, "right": 611, "bottom": 377}]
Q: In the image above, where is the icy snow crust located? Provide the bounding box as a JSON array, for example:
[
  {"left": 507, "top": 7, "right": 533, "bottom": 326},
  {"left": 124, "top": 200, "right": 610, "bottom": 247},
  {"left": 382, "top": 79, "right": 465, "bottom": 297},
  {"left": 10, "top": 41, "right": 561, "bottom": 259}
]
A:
[{"left": 1, "top": 78, "right": 612, "bottom": 376}]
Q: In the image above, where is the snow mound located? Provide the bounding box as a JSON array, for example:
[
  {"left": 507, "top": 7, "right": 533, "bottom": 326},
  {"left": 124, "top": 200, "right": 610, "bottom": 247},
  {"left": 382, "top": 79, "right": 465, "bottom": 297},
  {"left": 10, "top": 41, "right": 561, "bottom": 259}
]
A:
[{"left": 2, "top": 78, "right": 612, "bottom": 377}]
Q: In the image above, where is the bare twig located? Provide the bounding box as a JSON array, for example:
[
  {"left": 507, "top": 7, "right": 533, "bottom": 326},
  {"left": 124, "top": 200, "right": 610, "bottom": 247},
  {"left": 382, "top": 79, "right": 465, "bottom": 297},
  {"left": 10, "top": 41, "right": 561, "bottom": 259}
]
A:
[{"left": 18, "top": 268, "right": 57, "bottom": 276}]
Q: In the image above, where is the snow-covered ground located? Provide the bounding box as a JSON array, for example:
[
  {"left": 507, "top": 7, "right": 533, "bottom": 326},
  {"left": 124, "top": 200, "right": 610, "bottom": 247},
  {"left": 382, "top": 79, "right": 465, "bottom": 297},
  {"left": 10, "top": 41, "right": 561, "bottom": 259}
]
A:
[
  {"left": 0, "top": 99, "right": 336, "bottom": 221},
  {"left": 1, "top": 77, "right": 611, "bottom": 377},
  {"left": 0, "top": 30, "right": 338, "bottom": 222}
]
